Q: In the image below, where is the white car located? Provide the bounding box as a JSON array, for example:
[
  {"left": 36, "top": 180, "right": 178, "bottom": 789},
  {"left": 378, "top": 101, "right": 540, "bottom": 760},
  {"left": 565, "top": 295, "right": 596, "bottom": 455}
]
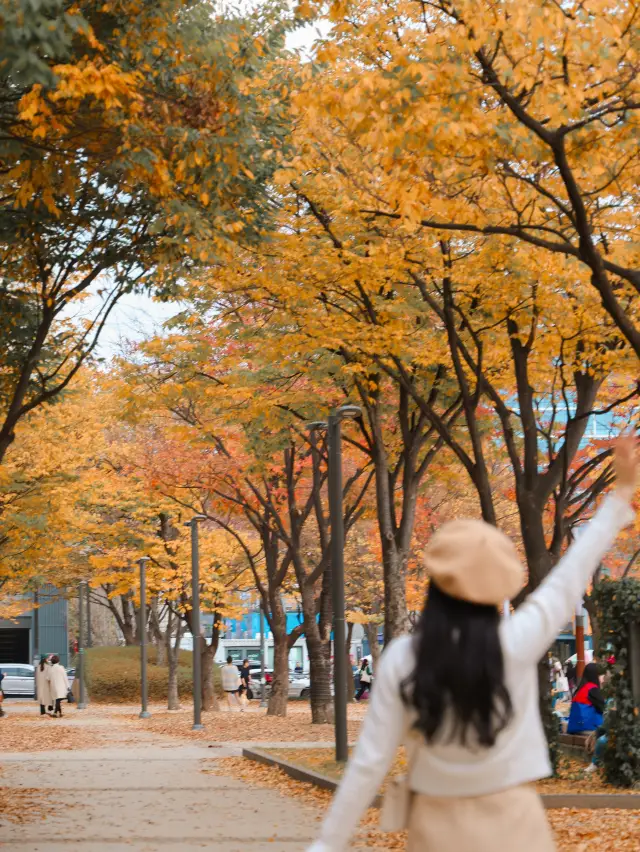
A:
[
  {"left": 252, "top": 671, "right": 312, "bottom": 699},
  {"left": 0, "top": 664, "right": 35, "bottom": 697}
]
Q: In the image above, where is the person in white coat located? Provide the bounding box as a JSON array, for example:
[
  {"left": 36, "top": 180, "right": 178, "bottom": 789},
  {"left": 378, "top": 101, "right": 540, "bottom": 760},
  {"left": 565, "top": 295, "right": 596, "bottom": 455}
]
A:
[
  {"left": 35, "top": 656, "right": 53, "bottom": 716},
  {"left": 307, "top": 435, "right": 638, "bottom": 852},
  {"left": 221, "top": 656, "right": 243, "bottom": 711},
  {"left": 48, "top": 655, "right": 70, "bottom": 718}
]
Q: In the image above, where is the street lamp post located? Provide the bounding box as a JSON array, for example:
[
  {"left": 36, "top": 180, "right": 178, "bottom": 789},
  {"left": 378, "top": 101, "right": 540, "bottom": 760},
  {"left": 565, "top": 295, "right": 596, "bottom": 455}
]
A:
[
  {"left": 138, "top": 557, "right": 151, "bottom": 719},
  {"left": 33, "top": 589, "right": 39, "bottom": 700},
  {"left": 310, "top": 404, "right": 362, "bottom": 763},
  {"left": 185, "top": 515, "right": 206, "bottom": 731},
  {"left": 575, "top": 601, "right": 586, "bottom": 680},
  {"left": 87, "top": 585, "right": 92, "bottom": 649},
  {"left": 78, "top": 580, "right": 88, "bottom": 709}
]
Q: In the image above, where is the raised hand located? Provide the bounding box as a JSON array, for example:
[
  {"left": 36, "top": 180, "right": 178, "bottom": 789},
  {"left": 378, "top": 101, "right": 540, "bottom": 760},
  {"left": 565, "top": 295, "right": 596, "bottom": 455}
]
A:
[{"left": 614, "top": 433, "right": 639, "bottom": 496}]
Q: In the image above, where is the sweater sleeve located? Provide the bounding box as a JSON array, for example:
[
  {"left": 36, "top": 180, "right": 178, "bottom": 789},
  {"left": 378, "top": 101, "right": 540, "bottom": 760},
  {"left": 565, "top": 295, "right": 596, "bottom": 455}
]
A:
[
  {"left": 588, "top": 686, "right": 606, "bottom": 715},
  {"left": 504, "top": 491, "right": 635, "bottom": 665},
  {"left": 307, "top": 638, "right": 411, "bottom": 852}
]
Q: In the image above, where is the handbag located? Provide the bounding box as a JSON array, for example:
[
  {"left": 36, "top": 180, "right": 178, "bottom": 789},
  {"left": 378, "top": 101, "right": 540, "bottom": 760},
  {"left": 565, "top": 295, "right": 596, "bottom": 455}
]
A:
[{"left": 379, "top": 735, "right": 420, "bottom": 832}]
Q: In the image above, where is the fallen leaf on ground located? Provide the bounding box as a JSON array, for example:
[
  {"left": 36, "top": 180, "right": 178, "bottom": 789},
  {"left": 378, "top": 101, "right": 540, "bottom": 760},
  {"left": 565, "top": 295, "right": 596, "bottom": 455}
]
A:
[
  {"left": 212, "top": 757, "right": 640, "bottom": 850},
  {"left": 0, "top": 788, "right": 49, "bottom": 824}
]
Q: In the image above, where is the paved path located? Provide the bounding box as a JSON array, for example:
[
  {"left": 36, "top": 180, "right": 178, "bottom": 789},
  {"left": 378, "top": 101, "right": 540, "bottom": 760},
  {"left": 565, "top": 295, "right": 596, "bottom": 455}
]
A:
[{"left": 1, "top": 706, "right": 321, "bottom": 851}]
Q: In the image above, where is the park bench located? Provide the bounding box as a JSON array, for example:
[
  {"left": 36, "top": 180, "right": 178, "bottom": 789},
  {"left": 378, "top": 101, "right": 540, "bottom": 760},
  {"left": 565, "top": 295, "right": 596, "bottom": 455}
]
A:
[{"left": 558, "top": 732, "right": 592, "bottom": 759}]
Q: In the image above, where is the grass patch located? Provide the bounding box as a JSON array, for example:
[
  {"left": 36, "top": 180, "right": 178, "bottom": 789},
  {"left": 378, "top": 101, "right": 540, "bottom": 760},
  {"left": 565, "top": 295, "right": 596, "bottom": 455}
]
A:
[
  {"left": 261, "top": 747, "right": 635, "bottom": 795},
  {"left": 264, "top": 746, "right": 405, "bottom": 785},
  {"left": 78, "top": 646, "right": 221, "bottom": 704}
]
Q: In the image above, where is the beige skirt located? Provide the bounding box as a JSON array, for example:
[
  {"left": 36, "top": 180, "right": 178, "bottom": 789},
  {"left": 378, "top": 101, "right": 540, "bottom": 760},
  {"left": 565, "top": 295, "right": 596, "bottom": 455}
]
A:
[{"left": 407, "top": 784, "right": 556, "bottom": 852}]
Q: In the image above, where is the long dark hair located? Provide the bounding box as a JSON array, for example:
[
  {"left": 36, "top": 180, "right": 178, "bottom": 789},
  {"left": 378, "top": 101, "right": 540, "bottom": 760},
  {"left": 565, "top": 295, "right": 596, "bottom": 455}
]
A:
[
  {"left": 402, "top": 583, "right": 513, "bottom": 748},
  {"left": 575, "top": 662, "right": 600, "bottom": 693}
]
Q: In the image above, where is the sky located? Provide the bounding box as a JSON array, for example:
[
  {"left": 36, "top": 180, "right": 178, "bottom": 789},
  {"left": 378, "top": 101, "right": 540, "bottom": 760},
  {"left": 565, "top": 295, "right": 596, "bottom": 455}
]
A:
[{"left": 94, "top": 12, "right": 329, "bottom": 359}]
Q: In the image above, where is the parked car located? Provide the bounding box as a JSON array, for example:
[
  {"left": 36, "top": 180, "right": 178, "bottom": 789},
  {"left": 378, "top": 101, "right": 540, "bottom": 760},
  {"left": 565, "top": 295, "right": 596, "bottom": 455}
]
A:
[
  {"left": 252, "top": 670, "right": 313, "bottom": 700},
  {"left": 0, "top": 664, "right": 35, "bottom": 697}
]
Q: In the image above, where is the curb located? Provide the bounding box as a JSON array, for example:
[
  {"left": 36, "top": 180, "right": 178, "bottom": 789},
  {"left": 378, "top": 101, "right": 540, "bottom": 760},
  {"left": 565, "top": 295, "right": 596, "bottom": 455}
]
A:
[{"left": 242, "top": 748, "right": 640, "bottom": 810}]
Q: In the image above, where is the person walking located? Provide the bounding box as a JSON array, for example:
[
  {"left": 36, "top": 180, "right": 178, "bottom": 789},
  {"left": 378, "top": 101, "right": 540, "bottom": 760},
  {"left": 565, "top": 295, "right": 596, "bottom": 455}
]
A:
[
  {"left": 221, "top": 656, "right": 243, "bottom": 711},
  {"left": 567, "top": 663, "right": 605, "bottom": 734},
  {"left": 565, "top": 659, "right": 577, "bottom": 694},
  {"left": 356, "top": 659, "right": 372, "bottom": 701},
  {"left": 49, "top": 655, "right": 70, "bottom": 718},
  {"left": 306, "top": 436, "right": 638, "bottom": 852},
  {"left": 239, "top": 659, "right": 253, "bottom": 706},
  {"left": 35, "top": 655, "right": 53, "bottom": 716}
]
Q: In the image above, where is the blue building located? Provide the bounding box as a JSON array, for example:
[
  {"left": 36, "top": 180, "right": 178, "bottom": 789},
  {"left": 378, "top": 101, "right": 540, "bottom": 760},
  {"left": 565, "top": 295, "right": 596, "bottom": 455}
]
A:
[{"left": 0, "top": 586, "right": 69, "bottom": 667}]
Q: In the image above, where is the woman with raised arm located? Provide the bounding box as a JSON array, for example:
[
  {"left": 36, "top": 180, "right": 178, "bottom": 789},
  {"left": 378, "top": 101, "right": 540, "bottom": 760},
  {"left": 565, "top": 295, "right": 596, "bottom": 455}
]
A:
[{"left": 307, "top": 436, "right": 638, "bottom": 852}]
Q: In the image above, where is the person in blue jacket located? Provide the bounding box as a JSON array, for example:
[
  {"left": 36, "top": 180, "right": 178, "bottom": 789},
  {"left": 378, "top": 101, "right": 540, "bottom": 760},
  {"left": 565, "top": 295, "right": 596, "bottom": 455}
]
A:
[{"left": 567, "top": 663, "right": 605, "bottom": 734}]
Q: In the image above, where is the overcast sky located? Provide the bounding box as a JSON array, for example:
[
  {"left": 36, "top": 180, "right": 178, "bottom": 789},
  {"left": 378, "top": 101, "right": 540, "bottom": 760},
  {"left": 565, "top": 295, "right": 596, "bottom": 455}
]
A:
[{"left": 94, "top": 14, "right": 328, "bottom": 359}]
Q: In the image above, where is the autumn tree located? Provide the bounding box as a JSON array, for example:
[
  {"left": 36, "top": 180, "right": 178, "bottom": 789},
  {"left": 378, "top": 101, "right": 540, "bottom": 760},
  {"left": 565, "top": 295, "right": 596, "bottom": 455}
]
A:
[
  {"left": 66, "top": 403, "right": 249, "bottom": 711},
  {"left": 178, "top": 47, "right": 637, "bottom": 770},
  {"left": 301, "top": 0, "right": 640, "bottom": 355},
  {"left": 0, "top": 0, "right": 294, "bottom": 463},
  {"left": 0, "top": 375, "right": 104, "bottom": 613},
  {"left": 116, "top": 323, "right": 373, "bottom": 720}
]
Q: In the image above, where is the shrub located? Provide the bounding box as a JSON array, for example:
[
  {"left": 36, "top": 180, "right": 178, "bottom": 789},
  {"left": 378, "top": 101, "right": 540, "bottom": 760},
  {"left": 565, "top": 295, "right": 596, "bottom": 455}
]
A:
[
  {"left": 591, "top": 578, "right": 640, "bottom": 788},
  {"left": 80, "top": 646, "right": 222, "bottom": 704}
]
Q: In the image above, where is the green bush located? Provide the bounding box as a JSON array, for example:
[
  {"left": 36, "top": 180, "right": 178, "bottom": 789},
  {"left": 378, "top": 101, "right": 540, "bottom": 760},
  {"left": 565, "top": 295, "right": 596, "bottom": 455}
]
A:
[
  {"left": 591, "top": 579, "right": 640, "bottom": 788},
  {"left": 79, "top": 646, "right": 222, "bottom": 704}
]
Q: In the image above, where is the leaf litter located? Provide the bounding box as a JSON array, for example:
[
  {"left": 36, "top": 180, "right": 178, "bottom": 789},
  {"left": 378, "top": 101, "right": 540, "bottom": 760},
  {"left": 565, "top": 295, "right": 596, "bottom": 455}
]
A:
[{"left": 209, "top": 757, "right": 639, "bottom": 850}]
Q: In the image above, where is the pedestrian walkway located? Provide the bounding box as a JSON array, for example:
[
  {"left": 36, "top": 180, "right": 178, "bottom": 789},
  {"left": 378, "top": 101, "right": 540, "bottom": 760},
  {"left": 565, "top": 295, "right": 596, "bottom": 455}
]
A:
[{"left": 0, "top": 705, "right": 321, "bottom": 851}]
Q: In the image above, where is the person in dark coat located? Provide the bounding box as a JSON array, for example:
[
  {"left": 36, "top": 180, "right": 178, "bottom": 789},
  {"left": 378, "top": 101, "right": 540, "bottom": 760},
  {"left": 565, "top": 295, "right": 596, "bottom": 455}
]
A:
[
  {"left": 565, "top": 659, "right": 577, "bottom": 693},
  {"left": 239, "top": 659, "right": 253, "bottom": 704}
]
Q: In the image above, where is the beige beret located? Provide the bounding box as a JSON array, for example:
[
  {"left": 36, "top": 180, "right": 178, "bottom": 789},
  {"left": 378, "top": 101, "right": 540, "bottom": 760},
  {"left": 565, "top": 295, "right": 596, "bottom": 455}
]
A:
[{"left": 423, "top": 519, "right": 525, "bottom": 606}]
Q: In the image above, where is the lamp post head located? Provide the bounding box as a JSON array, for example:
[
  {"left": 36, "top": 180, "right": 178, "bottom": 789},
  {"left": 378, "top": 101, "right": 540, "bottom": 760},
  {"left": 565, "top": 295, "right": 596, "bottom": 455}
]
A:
[
  {"left": 336, "top": 403, "right": 363, "bottom": 421},
  {"left": 308, "top": 420, "right": 329, "bottom": 432},
  {"left": 138, "top": 556, "right": 150, "bottom": 565},
  {"left": 184, "top": 514, "right": 207, "bottom": 527}
]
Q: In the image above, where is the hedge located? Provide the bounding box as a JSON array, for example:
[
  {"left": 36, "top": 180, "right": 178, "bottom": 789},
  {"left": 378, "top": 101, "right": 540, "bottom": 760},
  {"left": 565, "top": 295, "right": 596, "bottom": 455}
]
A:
[
  {"left": 78, "top": 646, "right": 222, "bottom": 704},
  {"left": 591, "top": 578, "right": 640, "bottom": 788}
]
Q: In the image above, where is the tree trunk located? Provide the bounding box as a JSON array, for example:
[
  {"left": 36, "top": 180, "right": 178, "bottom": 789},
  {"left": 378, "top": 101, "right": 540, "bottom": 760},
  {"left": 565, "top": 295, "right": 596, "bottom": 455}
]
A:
[
  {"left": 167, "top": 611, "right": 183, "bottom": 711},
  {"left": 305, "top": 610, "right": 333, "bottom": 723},
  {"left": 583, "top": 594, "right": 602, "bottom": 657},
  {"left": 0, "top": 305, "right": 54, "bottom": 467},
  {"left": 294, "top": 568, "right": 332, "bottom": 724},
  {"left": 372, "top": 441, "right": 408, "bottom": 642},
  {"left": 268, "top": 634, "right": 289, "bottom": 716},
  {"left": 268, "top": 595, "right": 290, "bottom": 717},
  {"left": 150, "top": 597, "right": 166, "bottom": 666},
  {"left": 120, "top": 593, "right": 140, "bottom": 646},
  {"left": 155, "top": 635, "right": 166, "bottom": 667},
  {"left": 365, "top": 621, "right": 381, "bottom": 669},
  {"left": 201, "top": 638, "right": 218, "bottom": 711},
  {"left": 380, "top": 539, "right": 408, "bottom": 642},
  {"left": 518, "top": 495, "right": 560, "bottom": 772},
  {"left": 308, "top": 632, "right": 333, "bottom": 723},
  {"left": 345, "top": 621, "right": 355, "bottom": 703}
]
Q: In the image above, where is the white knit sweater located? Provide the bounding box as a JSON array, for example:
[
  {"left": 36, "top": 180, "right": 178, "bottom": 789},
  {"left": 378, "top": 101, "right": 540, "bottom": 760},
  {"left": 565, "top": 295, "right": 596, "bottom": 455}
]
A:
[
  {"left": 221, "top": 664, "right": 240, "bottom": 692},
  {"left": 308, "top": 491, "right": 634, "bottom": 852}
]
